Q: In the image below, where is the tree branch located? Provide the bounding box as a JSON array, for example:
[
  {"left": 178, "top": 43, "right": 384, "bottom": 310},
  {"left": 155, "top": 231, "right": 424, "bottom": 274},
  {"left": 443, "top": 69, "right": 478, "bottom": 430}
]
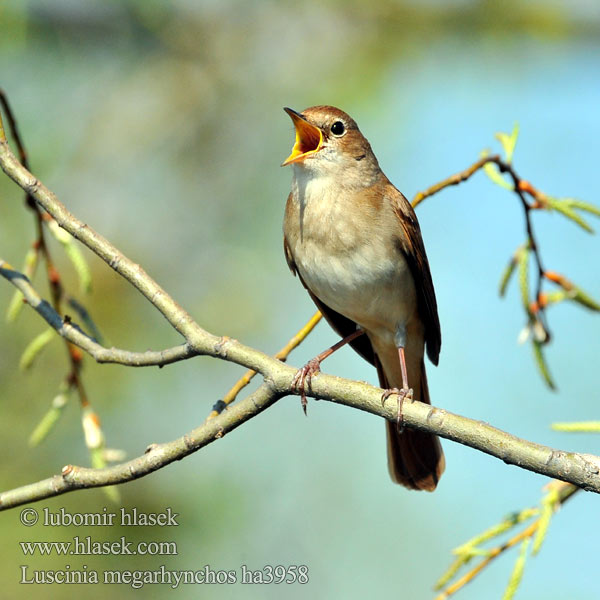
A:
[
  {"left": 412, "top": 155, "right": 500, "bottom": 208},
  {"left": 2, "top": 364, "right": 600, "bottom": 509}
]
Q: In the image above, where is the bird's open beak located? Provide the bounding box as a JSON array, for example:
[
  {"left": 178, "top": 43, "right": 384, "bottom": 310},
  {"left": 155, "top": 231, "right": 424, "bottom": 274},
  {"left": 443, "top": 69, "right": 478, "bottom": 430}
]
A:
[{"left": 282, "top": 107, "right": 323, "bottom": 166}]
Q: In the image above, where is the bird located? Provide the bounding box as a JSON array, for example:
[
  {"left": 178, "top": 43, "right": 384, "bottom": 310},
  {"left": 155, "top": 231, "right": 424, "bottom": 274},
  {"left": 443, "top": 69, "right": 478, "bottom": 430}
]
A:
[{"left": 281, "top": 105, "right": 445, "bottom": 491}]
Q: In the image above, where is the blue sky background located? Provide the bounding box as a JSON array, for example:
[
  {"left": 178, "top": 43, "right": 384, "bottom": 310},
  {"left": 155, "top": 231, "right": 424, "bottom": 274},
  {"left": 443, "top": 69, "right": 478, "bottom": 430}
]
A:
[{"left": 1, "top": 2, "right": 599, "bottom": 599}]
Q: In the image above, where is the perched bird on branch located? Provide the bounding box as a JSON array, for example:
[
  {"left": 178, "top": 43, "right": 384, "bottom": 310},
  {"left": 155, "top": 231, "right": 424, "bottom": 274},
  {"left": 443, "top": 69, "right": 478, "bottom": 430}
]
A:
[{"left": 282, "top": 105, "right": 444, "bottom": 491}]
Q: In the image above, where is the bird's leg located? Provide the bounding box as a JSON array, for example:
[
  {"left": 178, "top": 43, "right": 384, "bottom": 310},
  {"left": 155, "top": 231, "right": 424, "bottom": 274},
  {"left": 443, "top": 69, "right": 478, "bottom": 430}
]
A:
[
  {"left": 292, "top": 328, "right": 365, "bottom": 415},
  {"left": 381, "top": 325, "right": 414, "bottom": 433}
]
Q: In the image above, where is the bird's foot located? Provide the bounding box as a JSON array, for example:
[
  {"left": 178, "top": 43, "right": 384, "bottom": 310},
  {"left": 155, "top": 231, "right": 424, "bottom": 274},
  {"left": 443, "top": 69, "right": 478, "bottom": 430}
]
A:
[
  {"left": 381, "top": 387, "right": 413, "bottom": 433},
  {"left": 291, "top": 358, "right": 321, "bottom": 415}
]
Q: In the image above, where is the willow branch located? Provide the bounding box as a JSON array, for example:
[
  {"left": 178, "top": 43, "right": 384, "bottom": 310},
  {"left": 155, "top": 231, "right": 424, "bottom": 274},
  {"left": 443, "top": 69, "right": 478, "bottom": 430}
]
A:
[
  {"left": 413, "top": 153, "right": 551, "bottom": 336},
  {"left": 207, "top": 311, "right": 322, "bottom": 419},
  {"left": 412, "top": 155, "right": 500, "bottom": 208},
  {"left": 435, "top": 482, "right": 578, "bottom": 600},
  {"left": 2, "top": 88, "right": 91, "bottom": 407},
  {"left": 2, "top": 366, "right": 600, "bottom": 509}
]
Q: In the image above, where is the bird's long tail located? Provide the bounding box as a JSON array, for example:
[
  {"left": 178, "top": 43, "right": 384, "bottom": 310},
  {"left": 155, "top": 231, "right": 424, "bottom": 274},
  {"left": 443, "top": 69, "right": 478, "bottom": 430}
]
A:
[{"left": 377, "top": 356, "right": 445, "bottom": 491}]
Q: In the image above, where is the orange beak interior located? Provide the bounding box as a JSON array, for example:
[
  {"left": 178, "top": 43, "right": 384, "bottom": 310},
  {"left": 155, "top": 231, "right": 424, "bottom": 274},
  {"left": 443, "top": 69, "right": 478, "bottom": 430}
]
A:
[{"left": 282, "top": 107, "right": 323, "bottom": 166}]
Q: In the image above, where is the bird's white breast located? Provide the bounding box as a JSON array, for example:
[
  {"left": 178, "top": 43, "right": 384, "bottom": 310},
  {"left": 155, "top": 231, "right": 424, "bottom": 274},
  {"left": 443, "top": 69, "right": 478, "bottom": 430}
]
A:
[{"left": 287, "top": 168, "right": 417, "bottom": 338}]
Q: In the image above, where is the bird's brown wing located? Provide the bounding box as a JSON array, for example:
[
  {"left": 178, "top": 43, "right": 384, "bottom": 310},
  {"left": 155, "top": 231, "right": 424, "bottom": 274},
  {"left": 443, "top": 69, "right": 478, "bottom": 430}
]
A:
[
  {"left": 389, "top": 186, "right": 441, "bottom": 365},
  {"left": 283, "top": 237, "right": 376, "bottom": 365}
]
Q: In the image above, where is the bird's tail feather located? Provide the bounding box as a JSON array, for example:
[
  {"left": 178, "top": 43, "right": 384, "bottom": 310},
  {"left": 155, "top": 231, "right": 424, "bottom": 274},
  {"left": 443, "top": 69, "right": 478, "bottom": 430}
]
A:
[{"left": 377, "top": 356, "right": 445, "bottom": 491}]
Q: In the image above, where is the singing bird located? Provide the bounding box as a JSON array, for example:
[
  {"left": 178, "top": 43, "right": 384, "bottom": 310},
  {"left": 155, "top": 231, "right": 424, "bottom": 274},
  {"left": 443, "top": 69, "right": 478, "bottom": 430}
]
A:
[{"left": 282, "top": 105, "right": 444, "bottom": 491}]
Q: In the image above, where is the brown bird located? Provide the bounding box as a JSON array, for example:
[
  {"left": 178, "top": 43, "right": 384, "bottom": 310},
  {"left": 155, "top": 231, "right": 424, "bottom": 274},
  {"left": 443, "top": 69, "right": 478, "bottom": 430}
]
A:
[{"left": 282, "top": 105, "right": 444, "bottom": 491}]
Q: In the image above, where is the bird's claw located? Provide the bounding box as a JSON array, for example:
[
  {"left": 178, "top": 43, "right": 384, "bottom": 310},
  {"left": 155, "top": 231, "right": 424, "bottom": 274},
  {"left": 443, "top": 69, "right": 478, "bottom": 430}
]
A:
[
  {"left": 381, "top": 387, "right": 413, "bottom": 433},
  {"left": 292, "top": 358, "right": 321, "bottom": 415}
]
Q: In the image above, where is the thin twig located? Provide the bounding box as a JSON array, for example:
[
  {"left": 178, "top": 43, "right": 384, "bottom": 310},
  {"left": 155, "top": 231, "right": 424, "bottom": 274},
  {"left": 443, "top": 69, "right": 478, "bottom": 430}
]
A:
[
  {"left": 0, "top": 260, "right": 196, "bottom": 366},
  {"left": 0, "top": 89, "right": 34, "bottom": 209},
  {"left": 207, "top": 311, "right": 322, "bottom": 419},
  {"left": 413, "top": 154, "right": 551, "bottom": 339},
  {"left": 412, "top": 155, "right": 500, "bottom": 208},
  {"left": 1, "top": 91, "right": 91, "bottom": 408},
  {"left": 436, "top": 482, "right": 578, "bottom": 599}
]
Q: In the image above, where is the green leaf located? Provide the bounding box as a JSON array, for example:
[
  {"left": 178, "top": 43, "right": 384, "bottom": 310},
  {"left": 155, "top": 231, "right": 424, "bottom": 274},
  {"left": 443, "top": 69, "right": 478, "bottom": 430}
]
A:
[
  {"left": 545, "top": 197, "right": 595, "bottom": 233},
  {"left": 532, "top": 340, "right": 556, "bottom": 390},
  {"left": 532, "top": 487, "right": 558, "bottom": 555},
  {"left": 572, "top": 287, "right": 600, "bottom": 312},
  {"left": 29, "top": 388, "right": 71, "bottom": 446},
  {"left": 82, "top": 406, "right": 121, "bottom": 503},
  {"left": 6, "top": 288, "right": 25, "bottom": 323},
  {"left": 6, "top": 247, "right": 39, "bottom": 322},
  {"left": 19, "top": 328, "right": 56, "bottom": 370},
  {"left": 499, "top": 255, "right": 518, "bottom": 297},
  {"left": 517, "top": 246, "right": 531, "bottom": 315},
  {"left": 455, "top": 508, "right": 538, "bottom": 557},
  {"left": 484, "top": 162, "right": 514, "bottom": 190},
  {"left": 495, "top": 122, "right": 519, "bottom": 163},
  {"left": 568, "top": 198, "right": 600, "bottom": 218},
  {"left": 544, "top": 290, "right": 568, "bottom": 306},
  {"left": 434, "top": 555, "right": 466, "bottom": 590},
  {"left": 552, "top": 421, "right": 600, "bottom": 432},
  {"left": 502, "top": 537, "right": 530, "bottom": 600},
  {"left": 47, "top": 219, "right": 92, "bottom": 294},
  {"left": 436, "top": 507, "right": 538, "bottom": 591}
]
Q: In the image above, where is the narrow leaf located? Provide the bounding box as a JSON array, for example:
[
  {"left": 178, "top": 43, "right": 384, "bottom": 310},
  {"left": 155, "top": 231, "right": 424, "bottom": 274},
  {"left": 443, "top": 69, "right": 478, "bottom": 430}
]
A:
[
  {"left": 495, "top": 123, "right": 519, "bottom": 163},
  {"left": 6, "top": 289, "right": 26, "bottom": 323},
  {"left": 499, "top": 255, "right": 518, "bottom": 297},
  {"left": 532, "top": 340, "right": 556, "bottom": 390},
  {"left": 567, "top": 198, "right": 600, "bottom": 217},
  {"left": 6, "top": 247, "right": 39, "bottom": 322},
  {"left": 47, "top": 219, "right": 92, "bottom": 293},
  {"left": 29, "top": 390, "right": 70, "bottom": 447},
  {"left": 532, "top": 488, "right": 559, "bottom": 555},
  {"left": 517, "top": 246, "right": 531, "bottom": 315},
  {"left": 552, "top": 421, "right": 600, "bottom": 432},
  {"left": 64, "top": 242, "right": 92, "bottom": 294},
  {"left": 484, "top": 162, "right": 514, "bottom": 190},
  {"left": 81, "top": 405, "right": 120, "bottom": 503},
  {"left": 435, "top": 555, "right": 467, "bottom": 590},
  {"left": 572, "top": 287, "right": 600, "bottom": 312},
  {"left": 19, "top": 328, "right": 56, "bottom": 370},
  {"left": 502, "top": 537, "right": 531, "bottom": 600},
  {"left": 546, "top": 197, "right": 594, "bottom": 233},
  {"left": 455, "top": 508, "right": 538, "bottom": 557},
  {"left": 544, "top": 290, "right": 568, "bottom": 306}
]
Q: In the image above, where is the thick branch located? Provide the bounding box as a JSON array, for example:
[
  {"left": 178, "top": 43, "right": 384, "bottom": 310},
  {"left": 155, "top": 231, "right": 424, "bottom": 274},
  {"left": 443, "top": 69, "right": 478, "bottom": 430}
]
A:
[
  {"left": 292, "top": 374, "right": 600, "bottom": 493},
  {"left": 2, "top": 366, "right": 600, "bottom": 509}
]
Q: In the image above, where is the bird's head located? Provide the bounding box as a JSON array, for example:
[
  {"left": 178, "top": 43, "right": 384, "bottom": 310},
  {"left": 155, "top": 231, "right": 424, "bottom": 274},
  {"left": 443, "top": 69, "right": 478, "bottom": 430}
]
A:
[{"left": 282, "top": 105, "right": 379, "bottom": 181}]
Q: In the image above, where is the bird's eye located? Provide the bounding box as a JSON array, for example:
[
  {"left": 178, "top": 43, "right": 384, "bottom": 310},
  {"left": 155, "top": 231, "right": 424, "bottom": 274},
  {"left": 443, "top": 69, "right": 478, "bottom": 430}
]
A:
[{"left": 330, "top": 121, "right": 345, "bottom": 136}]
